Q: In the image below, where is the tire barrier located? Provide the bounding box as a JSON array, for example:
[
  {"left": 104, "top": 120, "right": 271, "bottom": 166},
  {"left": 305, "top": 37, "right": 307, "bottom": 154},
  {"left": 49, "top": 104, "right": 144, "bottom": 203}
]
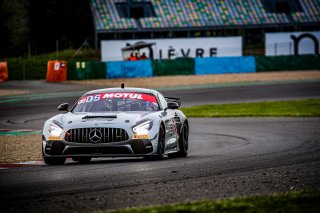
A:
[
  {"left": 4, "top": 55, "right": 320, "bottom": 80},
  {"left": 0, "top": 61, "right": 9, "bottom": 82},
  {"left": 152, "top": 58, "right": 195, "bottom": 76},
  {"left": 6, "top": 58, "right": 48, "bottom": 80},
  {"left": 195, "top": 56, "right": 256, "bottom": 75},
  {"left": 106, "top": 59, "right": 152, "bottom": 79},
  {"left": 67, "top": 61, "right": 106, "bottom": 80},
  {"left": 46, "top": 60, "right": 67, "bottom": 82},
  {"left": 256, "top": 55, "right": 320, "bottom": 72}
]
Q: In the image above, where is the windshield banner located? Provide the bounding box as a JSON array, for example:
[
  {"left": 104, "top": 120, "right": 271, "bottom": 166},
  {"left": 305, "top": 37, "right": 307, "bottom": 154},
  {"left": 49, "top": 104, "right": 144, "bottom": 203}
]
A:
[{"left": 78, "top": 93, "right": 157, "bottom": 105}]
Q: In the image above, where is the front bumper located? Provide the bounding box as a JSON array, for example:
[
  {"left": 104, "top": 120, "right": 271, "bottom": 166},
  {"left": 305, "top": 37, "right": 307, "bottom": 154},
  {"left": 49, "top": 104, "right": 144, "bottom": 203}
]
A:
[{"left": 42, "top": 135, "right": 155, "bottom": 158}]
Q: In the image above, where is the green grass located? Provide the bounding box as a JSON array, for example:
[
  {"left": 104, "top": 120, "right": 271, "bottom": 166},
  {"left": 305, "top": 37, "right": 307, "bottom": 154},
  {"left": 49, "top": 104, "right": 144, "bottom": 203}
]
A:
[
  {"left": 98, "top": 190, "right": 320, "bottom": 213},
  {"left": 180, "top": 99, "right": 320, "bottom": 117}
]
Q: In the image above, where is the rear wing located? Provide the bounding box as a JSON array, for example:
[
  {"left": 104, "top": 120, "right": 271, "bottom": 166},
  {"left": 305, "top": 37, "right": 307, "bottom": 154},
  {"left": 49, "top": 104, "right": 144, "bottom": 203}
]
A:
[{"left": 165, "top": 97, "right": 181, "bottom": 107}]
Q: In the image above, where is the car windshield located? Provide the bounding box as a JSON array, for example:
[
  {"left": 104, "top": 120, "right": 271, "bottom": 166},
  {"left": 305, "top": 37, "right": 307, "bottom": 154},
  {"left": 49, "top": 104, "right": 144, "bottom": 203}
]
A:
[{"left": 72, "top": 92, "right": 160, "bottom": 112}]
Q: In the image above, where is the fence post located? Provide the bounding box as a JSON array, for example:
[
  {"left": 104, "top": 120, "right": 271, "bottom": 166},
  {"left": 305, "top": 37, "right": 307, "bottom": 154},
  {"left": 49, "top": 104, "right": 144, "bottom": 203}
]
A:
[{"left": 56, "top": 40, "right": 59, "bottom": 59}]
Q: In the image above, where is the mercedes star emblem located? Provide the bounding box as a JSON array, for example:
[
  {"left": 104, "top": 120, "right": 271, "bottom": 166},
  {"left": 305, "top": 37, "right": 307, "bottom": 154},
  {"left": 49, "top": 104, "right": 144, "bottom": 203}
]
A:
[{"left": 89, "top": 129, "right": 102, "bottom": 143}]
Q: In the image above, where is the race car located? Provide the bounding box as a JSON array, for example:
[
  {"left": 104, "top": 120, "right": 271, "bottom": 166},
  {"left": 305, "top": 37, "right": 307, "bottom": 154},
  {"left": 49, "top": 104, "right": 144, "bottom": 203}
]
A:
[{"left": 42, "top": 87, "right": 189, "bottom": 165}]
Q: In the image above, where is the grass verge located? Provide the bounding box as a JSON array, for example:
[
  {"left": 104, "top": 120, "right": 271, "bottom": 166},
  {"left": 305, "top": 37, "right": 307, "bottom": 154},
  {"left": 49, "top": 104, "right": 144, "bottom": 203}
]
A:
[
  {"left": 99, "top": 190, "right": 320, "bottom": 213},
  {"left": 181, "top": 99, "right": 320, "bottom": 117}
]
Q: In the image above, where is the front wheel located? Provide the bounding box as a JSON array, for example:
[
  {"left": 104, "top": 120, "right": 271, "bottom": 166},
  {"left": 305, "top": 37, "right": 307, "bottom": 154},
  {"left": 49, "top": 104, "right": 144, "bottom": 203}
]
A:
[
  {"left": 157, "top": 124, "right": 166, "bottom": 159},
  {"left": 43, "top": 157, "right": 66, "bottom": 165},
  {"left": 169, "top": 122, "right": 189, "bottom": 158},
  {"left": 145, "top": 125, "right": 165, "bottom": 161}
]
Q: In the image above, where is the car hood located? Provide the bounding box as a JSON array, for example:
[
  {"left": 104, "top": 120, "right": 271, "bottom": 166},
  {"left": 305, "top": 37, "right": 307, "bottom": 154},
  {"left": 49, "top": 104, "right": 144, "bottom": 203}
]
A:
[{"left": 58, "top": 111, "right": 157, "bottom": 130}]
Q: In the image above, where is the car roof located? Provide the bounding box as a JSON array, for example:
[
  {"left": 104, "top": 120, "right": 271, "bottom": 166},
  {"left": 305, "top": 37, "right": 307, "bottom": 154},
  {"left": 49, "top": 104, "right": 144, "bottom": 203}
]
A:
[{"left": 84, "top": 87, "right": 159, "bottom": 96}]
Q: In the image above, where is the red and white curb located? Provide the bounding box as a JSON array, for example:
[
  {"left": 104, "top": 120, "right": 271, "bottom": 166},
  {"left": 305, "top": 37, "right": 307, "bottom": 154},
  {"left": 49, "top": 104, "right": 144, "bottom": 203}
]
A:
[
  {"left": 0, "top": 159, "right": 76, "bottom": 169},
  {"left": 0, "top": 129, "right": 41, "bottom": 136},
  {"left": 0, "top": 161, "right": 45, "bottom": 169},
  {"left": 0, "top": 129, "right": 40, "bottom": 132}
]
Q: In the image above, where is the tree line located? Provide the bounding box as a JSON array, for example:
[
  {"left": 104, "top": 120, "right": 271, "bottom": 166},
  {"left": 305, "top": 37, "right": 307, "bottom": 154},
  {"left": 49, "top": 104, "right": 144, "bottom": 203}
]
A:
[{"left": 0, "top": 0, "right": 94, "bottom": 58}]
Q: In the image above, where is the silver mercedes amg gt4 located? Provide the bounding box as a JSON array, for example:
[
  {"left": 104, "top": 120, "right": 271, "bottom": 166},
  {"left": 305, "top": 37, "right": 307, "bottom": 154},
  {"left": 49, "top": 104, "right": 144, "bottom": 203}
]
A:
[{"left": 42, "top": 87, "right": 189, "bottom": 165}]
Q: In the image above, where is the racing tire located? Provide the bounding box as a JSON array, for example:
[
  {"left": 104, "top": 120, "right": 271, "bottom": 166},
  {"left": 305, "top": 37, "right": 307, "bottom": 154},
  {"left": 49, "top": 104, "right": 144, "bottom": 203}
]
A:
[
  {"left": 72, "top": 157, "right": 92, "bottom": 164},
  {"left": 144, "top": 124, "right": 165, "bottom": 160},
  {"left": 43, "top": 157, "right": 66, "bottom": 165},
  {"left": 157, "top": 124, "right": 166, "bottom": 159},
  {"left": 169, "top": 122, "right": 188, "bottom": 158}
]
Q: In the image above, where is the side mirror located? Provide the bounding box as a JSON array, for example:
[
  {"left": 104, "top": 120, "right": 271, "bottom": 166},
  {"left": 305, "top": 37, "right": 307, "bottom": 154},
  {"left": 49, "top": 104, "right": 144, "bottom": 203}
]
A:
[
  {"left": 58, "top": 103, "right": 69, "bottom": 112},
  {"left": 167, "top": 102, "right": 179, "bottom": 109}
]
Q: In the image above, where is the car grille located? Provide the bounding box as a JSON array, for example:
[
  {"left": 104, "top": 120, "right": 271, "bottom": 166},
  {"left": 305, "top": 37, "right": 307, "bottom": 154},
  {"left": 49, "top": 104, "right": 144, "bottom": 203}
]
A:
[{"left": 65, "top": 128, "right": 129, "bottom": 143}]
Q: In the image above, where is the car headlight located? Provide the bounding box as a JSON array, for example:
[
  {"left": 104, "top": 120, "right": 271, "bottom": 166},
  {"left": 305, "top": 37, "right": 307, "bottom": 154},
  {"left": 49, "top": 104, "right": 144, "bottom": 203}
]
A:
[
  {"left": 48, "top": 122, "right": 64, "bottom": 136},
  {"left": 132, "top": 120, "right": 153, "bottom": 135}
]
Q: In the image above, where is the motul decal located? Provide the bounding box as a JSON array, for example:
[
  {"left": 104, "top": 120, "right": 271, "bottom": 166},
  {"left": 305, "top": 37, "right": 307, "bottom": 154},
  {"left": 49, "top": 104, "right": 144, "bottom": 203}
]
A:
[{"left": 78, "top": 93, "right": 158, "bottom": 105}]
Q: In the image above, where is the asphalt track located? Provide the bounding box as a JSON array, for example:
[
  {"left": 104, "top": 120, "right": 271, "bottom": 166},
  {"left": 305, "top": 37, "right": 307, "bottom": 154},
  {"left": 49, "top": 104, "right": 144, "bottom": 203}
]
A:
[
  {"left": 0, "top": 81, "right": 320, "bottom": 212},
  {"left": 0, "top": 81, "right": 319, "bottom": 130}
]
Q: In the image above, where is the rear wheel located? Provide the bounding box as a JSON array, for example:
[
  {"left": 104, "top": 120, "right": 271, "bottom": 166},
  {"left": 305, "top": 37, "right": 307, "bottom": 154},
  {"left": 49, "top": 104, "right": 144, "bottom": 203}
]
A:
[
  {"left": 43, "top": 157, "right": 66, "bottom": 165},
  {"left": 72, "top": 157, "right": 92, "bottom": 164},
  {"left": 179, "top": 122, "right": 189, "bottom": 157}
]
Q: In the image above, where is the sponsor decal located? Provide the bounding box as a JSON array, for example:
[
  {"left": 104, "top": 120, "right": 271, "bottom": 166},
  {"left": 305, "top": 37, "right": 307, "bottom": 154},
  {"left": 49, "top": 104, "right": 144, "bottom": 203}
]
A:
[
  {"left": 77, "top": 93, "right": 158, "bottom": 105},
  {"left": 171, "top": 118, "right": 179, "bottom": 140},
  {"left": 48, "top": 136, "right": 62, "bottom": 141},
  {"left": 132, "top": 134, "right": 149, "bottom": 139},
  {"left": 101, "top": 37, "right": 243, "bottom": 61}
]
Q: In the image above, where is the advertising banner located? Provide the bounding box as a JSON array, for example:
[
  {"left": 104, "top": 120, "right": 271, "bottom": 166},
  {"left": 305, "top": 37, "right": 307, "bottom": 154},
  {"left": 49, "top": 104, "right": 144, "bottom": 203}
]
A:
[
  {"left": 265, "top": 31, "right": 320, "bottom": 56},
  {"left": 101, "top": 37, "right": 243, "bottom": 61}
]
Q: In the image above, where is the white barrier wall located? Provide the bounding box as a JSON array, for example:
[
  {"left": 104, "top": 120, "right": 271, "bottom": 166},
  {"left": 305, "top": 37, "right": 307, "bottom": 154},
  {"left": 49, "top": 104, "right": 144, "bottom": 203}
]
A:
[
  {"left": 101, "top": 37, "right": 243, "bottom": 61},
  {"left": 265, "top": 31, "right": 320, "bottom": 56}
]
